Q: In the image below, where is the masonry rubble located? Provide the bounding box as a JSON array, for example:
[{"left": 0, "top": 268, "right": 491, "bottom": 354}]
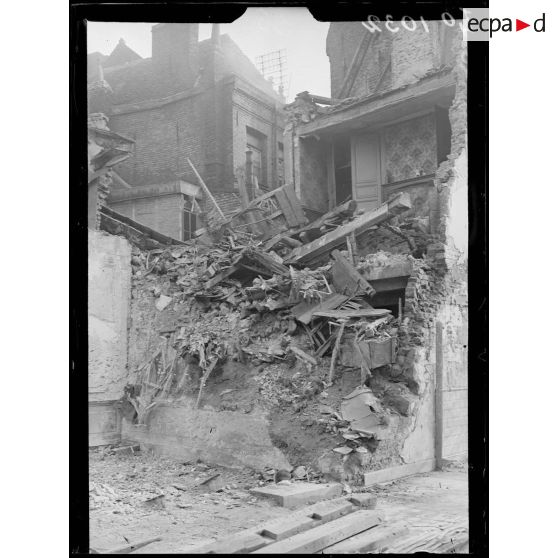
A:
[
  {"left": 90, "top": 20, "right": 467, "bottom": 485},
  {"left": 110, "top": 176, "right": 453, "bottom": 482}
]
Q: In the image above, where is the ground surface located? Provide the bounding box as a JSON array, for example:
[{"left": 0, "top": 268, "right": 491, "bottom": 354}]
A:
[{"left": 89, "top": 449, "right": 467, "bottom": 554}]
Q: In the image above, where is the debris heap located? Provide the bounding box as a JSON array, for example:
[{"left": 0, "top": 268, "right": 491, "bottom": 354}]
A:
[{"left": 119, "top": 183, "right": 439, "bottom": 476}]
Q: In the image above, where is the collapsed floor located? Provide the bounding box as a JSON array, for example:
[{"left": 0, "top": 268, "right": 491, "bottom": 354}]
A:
[{"left": 107, "top": 190, "right": 456, "bottom": 484}]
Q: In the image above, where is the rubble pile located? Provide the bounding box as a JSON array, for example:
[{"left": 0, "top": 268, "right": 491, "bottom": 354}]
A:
[{"left": 120, "top": 186, "right": 441, "bottom": 474}]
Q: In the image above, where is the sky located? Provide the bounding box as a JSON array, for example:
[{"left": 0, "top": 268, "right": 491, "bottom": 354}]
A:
[{"left": 87, "top": 7, "right": 331, "bottom": 101}]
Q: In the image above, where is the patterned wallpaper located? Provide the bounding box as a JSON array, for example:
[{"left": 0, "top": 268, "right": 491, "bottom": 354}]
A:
[{"left": 383, "top": 113, "right": 437, "bottom": 184}]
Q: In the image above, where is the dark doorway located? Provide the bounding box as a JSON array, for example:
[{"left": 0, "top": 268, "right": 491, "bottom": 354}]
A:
[{"left": 334, "top": 137, "right": 352, "bottom": 205}]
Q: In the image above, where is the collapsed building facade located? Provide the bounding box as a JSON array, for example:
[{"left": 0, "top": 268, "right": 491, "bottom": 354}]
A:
[
  {"left": 88, "top": 21, "right": 467, "bottom": 486},
  {"left": 88, "top": 24, "right": 286, "bottom": 241}
]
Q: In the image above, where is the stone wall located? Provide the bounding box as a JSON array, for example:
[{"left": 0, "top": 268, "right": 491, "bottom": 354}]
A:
[
  {"left": 88, "top": 230, "right": 132, "bottom": 401},
  {"left": 122, "top": 403, "right": 291, "bottom": 471}
]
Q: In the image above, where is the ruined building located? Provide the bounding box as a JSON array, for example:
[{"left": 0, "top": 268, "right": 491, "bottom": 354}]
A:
[
  {"left": 282, "top": 20, "right": 468, "bottom": 470},
  {"left": 88, "top": 21, "right": 468, "bottom": 484},
  {"left": 88, "top": 24, "right": 286, "bottom": 241}
]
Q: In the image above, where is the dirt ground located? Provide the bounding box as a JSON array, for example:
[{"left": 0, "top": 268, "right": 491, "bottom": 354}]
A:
[{"left": 89, "top": 448, "right": 467, "bottom": 554}]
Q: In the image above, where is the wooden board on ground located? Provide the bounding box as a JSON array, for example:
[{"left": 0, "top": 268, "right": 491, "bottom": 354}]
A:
[
  {"left": 322, "top": 522, "right": 409, "bottom": 553},
  {"left": 249, "top": 482, "right": 343, "bottom": 508},
  {"left": 192, "top": 497, "right": 357, "bottom": 553},
  {"left": 251, "top": 510, "right": 384, "bottom": 554}
]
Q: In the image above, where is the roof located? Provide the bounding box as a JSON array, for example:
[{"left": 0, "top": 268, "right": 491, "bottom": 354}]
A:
[
  {"left": 96, "top": 34, "right": 281, "bottom": 107},
  {"left": 296, "top": 68, "right": 456, "bottom": 137},
  {"left": 104, "top": 38, "right": 142, "bottom": 68}
]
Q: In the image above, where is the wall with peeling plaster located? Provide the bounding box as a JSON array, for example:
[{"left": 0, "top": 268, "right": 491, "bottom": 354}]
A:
[{"left": 88, "top": 230, "right": 132, "bottom": 402}]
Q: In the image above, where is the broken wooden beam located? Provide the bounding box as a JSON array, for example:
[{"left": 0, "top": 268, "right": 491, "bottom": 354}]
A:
[
  {"left": 323, "top": 522, "right": 409, "bottom": 553},
  {"left": 331, "top": 249, "right": 375, "bottom": 297},
  {"left": 187, "top": 158, "right": 226, "bottom": 221},
  {"left": 328, "top": 321, "right": 346, "bottom": 384},
  {"left": 312, "top": 308, "right": 391, "bottom": 320},
  {"left": 289, "top": 346, "right": 317, "bottom": 366},
  {"left": 291, "top": 293, "right": 349, "bottom": 325},
  {"left": 103, "top": 536, "right": 162, "bottom": 554},
  {"left": 286, "top": 193, "right": 412, "bottom": 266}
]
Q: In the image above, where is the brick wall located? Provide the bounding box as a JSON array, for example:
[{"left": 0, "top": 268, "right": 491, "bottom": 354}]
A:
[
  {"left": 326, "top": 22, "right": 460, "bottom": 99},
  {"left": 326, "top": 22, "right": 367, "bottom": 99},
  {"left": 151, "top": 23, "right": 199, "bottom": 91},
  {"left": 231, "top": 80, "right": 284, "bottom": 192},
  {"left": 109, "top": 194, "right": 185, "bottom": 240},
  {"left": 110, "top": 93, "right": 208, "bottom": 187},
  {"left": 109, "top": 77, "right": 283, "bottom": 196}
]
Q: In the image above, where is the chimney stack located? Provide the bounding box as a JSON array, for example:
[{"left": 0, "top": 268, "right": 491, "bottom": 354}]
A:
[
  {"left": 151, "top": 23, "right": 199, "bottom": 87},
  {"left": 211, "top": 23, "right": 221, "bottom": 47}
]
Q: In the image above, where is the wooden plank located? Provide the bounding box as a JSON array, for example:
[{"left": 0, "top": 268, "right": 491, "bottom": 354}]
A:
[
  {"left": 282, "top": 182, "right": 307, "bottom": 225},
  {"left": 290, "top": 346, "right": 317, "bottom": 366},
  {"left": 187, "top": 158, "right": 225, "bottom": 220},
  {"left": 193, "top": 498, "right": 357, "bottom": 554},
  {"left": 259, "top": 515, "right": 318, "bottom": 541},
  {"left": 250, "top": 482, "right": 343, "bottom": 508},
  {"left": 435, "top": 321, "right": 444, "bottom": 469},
  {"left": 363, "top": 458, "right": 436, "bottom": 486},
  {"left": 205, "top": 264, "right": 240, "bottom": 289},
  {"left": 291, "top": 293, "right": 349, "bottom": 325},
  {"left": 323, "top": 522, "right": 408, "bottom": 554},
  {"left": 326, "top": 141, "right": 336, "bottom": 211},
  {"left": 275, "top": 188, "right": 299, "bottom": 228},
  {"left": 286, "top": 192, "right": 412, "bottom": 266},
  {"left": 204, "top": 532, "right": 269, "bottom": 554},
  {"left": 313, "top": 308, "right": 391, "bottom": 320},
  {"left": 293, "top": 200, "right": 358, "bottom": 241},
  {"left": 104, "top": 536, "right": 162, "bottom": 554},
  {"left": 307, "top": 500, "right": 354, "bottom": 522},
  {"left": 331, "top": 250, "right": 375, "bottom": 297},
  {"left": 251, "top": 510, "right": 384, "bottom": 554}
]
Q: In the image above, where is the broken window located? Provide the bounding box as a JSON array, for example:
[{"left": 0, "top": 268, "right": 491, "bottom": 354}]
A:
[
  {"left": 334, "top": 137, "right": 352, "bottom": 205},
  {"left": 277, "top": 141, "right": 285, "bottom": 187},
  {"left": 183, "top": 196, "right": 201, "bottom": 241},
  {"left": 246, "top": 126, "right": 267, "bottom": 188}
]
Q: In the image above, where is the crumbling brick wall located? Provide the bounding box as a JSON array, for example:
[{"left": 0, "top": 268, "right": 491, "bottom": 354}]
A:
[
  {"left": 346, "top": 29, "right": 468, "bottom": 469},
  {"left": 326, "top": 21, "right": 461, "bottom": 98}
]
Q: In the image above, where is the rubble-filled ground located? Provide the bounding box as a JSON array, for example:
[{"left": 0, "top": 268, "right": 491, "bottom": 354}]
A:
[{"left": 89, "top": 448, "right": 467, "bottom": 553}]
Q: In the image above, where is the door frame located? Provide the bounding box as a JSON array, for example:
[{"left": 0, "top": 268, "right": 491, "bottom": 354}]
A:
[{"left": 350, "top": 131, "right": 383, "bottom": 210}]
